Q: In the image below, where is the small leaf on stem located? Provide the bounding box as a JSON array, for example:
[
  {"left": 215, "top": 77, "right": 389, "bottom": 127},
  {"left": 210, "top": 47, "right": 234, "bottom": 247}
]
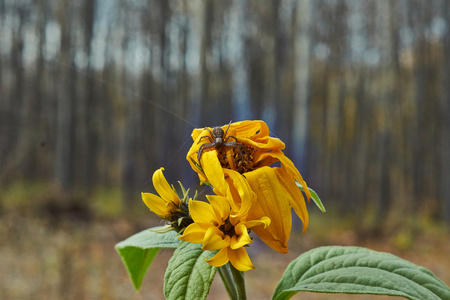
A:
[
  {"left": 115, "top": 227, "right": 180, "bottom": 290},
  {"left": 296, "top": 183, "right": 326, "bottom": 213}
]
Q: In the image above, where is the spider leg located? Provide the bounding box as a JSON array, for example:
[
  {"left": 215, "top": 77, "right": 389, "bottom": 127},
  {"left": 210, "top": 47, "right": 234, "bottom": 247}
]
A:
[
  {"left": 198, "top": 135, "right": 213, "bottom": 144},
  {"left": 224, "top": 135, "right": 238, "bottom": 143},
  {"left": 224, "top": 142, "right": 245, "bottom": 161},
  {"left": 197, "top": 143, "right": 215, "bottom": 167},
  {"left": 206, "top": 127, "right": 214, "bottom": 137},
  {"left": 223, "top": 121, "right": 232, "bottom": 136}
]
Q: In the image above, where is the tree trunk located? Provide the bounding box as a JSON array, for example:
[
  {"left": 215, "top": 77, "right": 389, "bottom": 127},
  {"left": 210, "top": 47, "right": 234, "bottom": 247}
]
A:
[
  {"left": 229, "top": 0, "right": 253, "bottom": 121},
  {"left": 441, "top": 0, "right": 450, "bottom": 224},
  {"left": 292, "top": 0, "right": 311, "bottom": 170},
  {"left": 83, "top": 0, "right": 98, "bottom": 190},
  {"left": 54, "top": 1, "right": 75, "bottom": 191}
]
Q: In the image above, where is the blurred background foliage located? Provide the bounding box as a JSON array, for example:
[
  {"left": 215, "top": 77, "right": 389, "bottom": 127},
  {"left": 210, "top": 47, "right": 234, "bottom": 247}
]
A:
[{"left": 0, "top": 0, "right": 449, "bottom": 299}]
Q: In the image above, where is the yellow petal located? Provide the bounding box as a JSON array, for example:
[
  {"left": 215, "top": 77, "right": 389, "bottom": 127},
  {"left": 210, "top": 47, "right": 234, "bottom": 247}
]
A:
[
  {"left": 230, "top": 223, "right": 252, "bottom": 249},
  {"left": 269, "top": 150, "right": 311, "bottom": 201},
  {"left": 152, "top": 168, "right": 180, "bottom": 205},
  {"left": 206, "top": 195, "right": 230, "bottom": 221},
  {"left": 203, "top": 226, "right": 230, "bottom": 251},
  {"left": 179, "top": 223, "right": 209, "bottom": 244},
  {"left": 191, "top": 127, "right": 212, "bottom": 144},
  {"left": 201, "top": 151, "right": 247, "bottom": 214},
  {"left": 252, "top": 154, "right": 279, "bottom": 170},
  {"left": 232, "top": 120, "right": 268, "bottom": 140},
  {"left": 276, "top": 167, "right": 309, "bottom": 233},
  {"left": 223, "top": 169, "right": 254, "bottom": 219},
  {"left": 188, "top": 199, "right": 217, "bottom": 224},
  {"left": 228, "top": 247, "right": 255, "bottom": 271},
  {"left": 251, "top": 225, "right": 288, "bottom": 253},
  {"left": 202, "top": 151, "right": 230, "bottom": 194},
  {"left": 205, "top": 247, "right": 230, "bottom": 268},
  {"left": 186, "top": 129, "right": 205, "bottom": 160},
  {"left": 232, "top": 120, "right": 285, "bottom": 150},
  {"left": 187, "top": 127, "right": 214, "bottom": 176},
  {"left": 185, "top": 140, "right": 208, "bottom": 182},
  {"left": 242, "top": 216, "right": 271, "bottom": 229},
  {"left": 240, "top": 135, "right": 285, "bottom": 151},
  {"left": 245, "top": 167, "right": 292, "bottom": 253},
  {"left": 141, "top": 192, "right": 169, "bottom": 217}
]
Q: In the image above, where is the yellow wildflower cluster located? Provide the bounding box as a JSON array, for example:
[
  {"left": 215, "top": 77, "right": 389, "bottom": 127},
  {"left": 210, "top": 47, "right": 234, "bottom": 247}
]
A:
[{"left": 142, "top": 120, "right": 310, "bottom": 271}]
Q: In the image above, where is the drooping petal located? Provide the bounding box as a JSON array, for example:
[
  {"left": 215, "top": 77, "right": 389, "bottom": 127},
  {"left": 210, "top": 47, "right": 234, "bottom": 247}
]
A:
[
  {"left": 276, "top": 167, "right": 309, "bottom": 233},
  {"left": 203, "top": 226, "right": 230, "bottom": 251},
  {"left": 250, "top": 225, "right": 287, "bottom": 253},
  {"left": 252, "top": 151, "right": 280, "bottom": 168},
  {"left": 141, "top": 192, "right": 169, "bottom": 217},
  {"left": 202, "top": 151, "right": 231, "bottom": 195},
  {"left": 152, "top": 168, "right": 180, "bottom": 205},
  {"left": 205, "top": 247, "right": 230, "bottom": 268},
  {"left": 245, "top": 167, "right": 292, "bottom": 253},
  {"left": 228, "top": 247, "right": 255, "bottom": 271},
  {"left": 230, "top": 223, "right": 252, "bottom": 249},
  {"left": 268, "top": 150, "right": 311, "bottom": 201},
  {"left": 179, "top": 222, "right": 210, "bottom": 244},
  {"left": 201, "top": 152, "right": 243, "bottom": 214},
  {"left": 188, "top": 199, "right": 217, "bottom": 224}
]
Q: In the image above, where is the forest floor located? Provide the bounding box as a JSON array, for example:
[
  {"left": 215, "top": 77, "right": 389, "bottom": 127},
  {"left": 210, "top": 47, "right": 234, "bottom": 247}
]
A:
[{"left": 0, "top": 193, "right": 449, "bottom": 300}]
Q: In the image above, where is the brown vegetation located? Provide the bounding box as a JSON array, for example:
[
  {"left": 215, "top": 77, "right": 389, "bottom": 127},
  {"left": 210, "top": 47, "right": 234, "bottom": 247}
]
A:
[{"left": 1, "top": 196, "right": 448, "bottom": 299}]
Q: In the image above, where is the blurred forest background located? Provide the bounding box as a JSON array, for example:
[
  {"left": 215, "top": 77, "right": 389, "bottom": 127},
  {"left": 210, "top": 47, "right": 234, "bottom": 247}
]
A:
[{"left": 1, "top": 0, "right": 449, "bottom": 299}]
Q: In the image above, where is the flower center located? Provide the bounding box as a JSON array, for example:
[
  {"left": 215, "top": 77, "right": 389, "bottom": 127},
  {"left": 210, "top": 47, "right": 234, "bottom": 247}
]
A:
[
  {"left": 217, "top": 144, "right": 256, "bottom": 174},
  {"left": 219, "top": 218, "right": 236, "bottom": 237},
  {"left": 166, "top": 202, "right": 194, "bottom": 233}
]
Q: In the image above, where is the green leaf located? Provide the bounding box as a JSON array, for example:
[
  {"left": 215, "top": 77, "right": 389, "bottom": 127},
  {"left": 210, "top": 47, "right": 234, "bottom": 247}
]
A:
[
  {"left": 115, "top": 226, "right": 180, "bottom": 290},
  {"left": 296, "top": 183, "right": 326, "bottom": 213},
  {"left": 273, "top": 246, "right": 450, "bottom": 300},
  {"left": 164, "top": 241, "right": 217, "bottom": 300}
]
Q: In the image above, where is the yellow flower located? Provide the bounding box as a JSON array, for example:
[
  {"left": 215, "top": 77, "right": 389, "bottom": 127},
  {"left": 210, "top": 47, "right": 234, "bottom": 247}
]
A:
[
  {"left": 186, "top": 120, "right": 310, "bottom": 253},
  {"left": 142, "top": 168, "right": 193, "bottom": 232},
  {"left": 179, "top": 195, "right": 270, "bottom": 271},
  {"left": 142, "top": 168, "right": 181, "bottom": 219}
]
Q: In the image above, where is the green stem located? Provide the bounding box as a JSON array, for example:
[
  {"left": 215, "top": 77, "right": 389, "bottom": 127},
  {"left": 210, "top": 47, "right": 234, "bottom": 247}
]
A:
[{"left": 218, "top": 263, "right": 247, "bottom": 300}]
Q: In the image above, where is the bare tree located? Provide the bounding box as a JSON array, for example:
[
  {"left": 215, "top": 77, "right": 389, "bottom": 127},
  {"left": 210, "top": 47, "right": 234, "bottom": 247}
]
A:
[
  {"left": 292, "top": 0, "right": 312, "bottom": 170},
  {"left": 227, "top": 0, "right": 253, "bottom": 121},
  {"left": 441, "top": 0, "right": 450, "bottom": 223}
]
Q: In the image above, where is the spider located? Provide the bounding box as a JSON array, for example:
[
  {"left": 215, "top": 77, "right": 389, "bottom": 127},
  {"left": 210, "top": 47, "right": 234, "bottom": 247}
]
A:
[{"left": 196, "top": 121, "right": 245, "bottom": 167}]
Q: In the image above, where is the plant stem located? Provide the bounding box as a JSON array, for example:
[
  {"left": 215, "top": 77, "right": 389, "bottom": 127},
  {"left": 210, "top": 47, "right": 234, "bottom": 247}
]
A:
[{"left": 218, "top": 263, "right": 247, "bottom": 300}]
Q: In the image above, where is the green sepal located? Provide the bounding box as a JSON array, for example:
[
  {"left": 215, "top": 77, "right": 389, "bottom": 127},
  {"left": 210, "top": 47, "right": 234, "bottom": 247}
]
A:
[
  {"left": 115, "top": 226, "right": 180, "bottom": 290},
  {"left": 189, "top": 157, "right": 213, "bottom": 186},
  {"left": 296, "top": 183, "right": 326, "bottom": 213}
]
